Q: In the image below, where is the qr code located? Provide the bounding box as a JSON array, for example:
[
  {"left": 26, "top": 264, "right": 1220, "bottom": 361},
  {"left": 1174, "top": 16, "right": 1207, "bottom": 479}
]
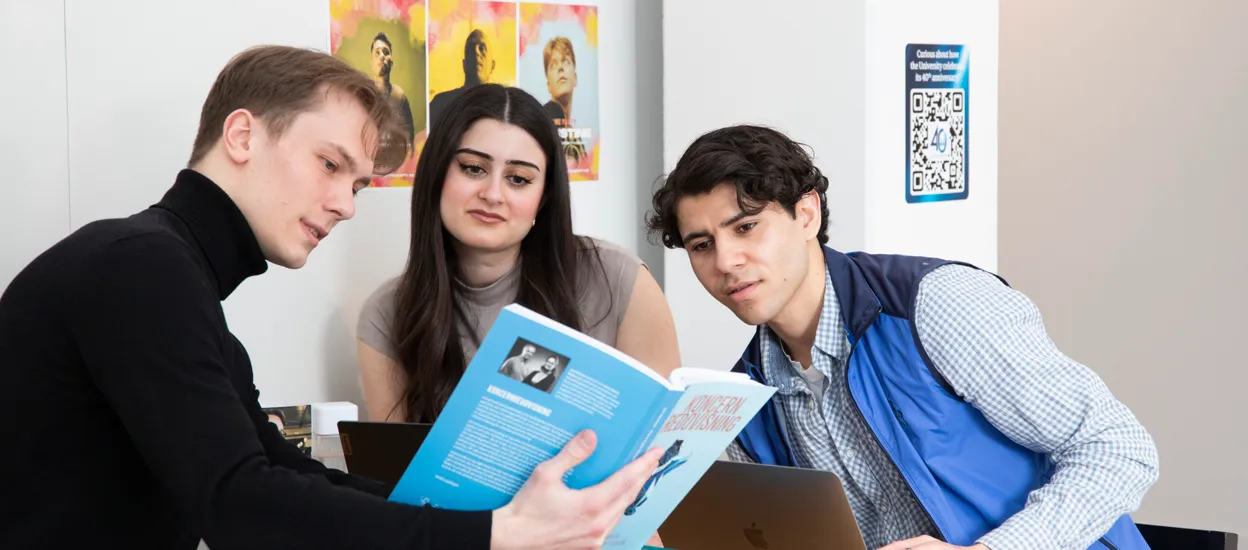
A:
[{"left": 909, "top": 89, "right": 965, "bottom": 196}]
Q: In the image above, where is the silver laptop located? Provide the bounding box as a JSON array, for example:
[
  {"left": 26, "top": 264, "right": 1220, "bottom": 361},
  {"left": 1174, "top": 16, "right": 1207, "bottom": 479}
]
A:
[{"left": 658, "top": 460, "right": 866, "bottom": 550}]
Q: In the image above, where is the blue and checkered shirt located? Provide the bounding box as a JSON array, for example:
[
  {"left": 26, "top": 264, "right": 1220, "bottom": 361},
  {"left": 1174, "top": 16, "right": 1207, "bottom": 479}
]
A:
[{"left": 725, "top": 264, "right": 1158, "bottom": 550}]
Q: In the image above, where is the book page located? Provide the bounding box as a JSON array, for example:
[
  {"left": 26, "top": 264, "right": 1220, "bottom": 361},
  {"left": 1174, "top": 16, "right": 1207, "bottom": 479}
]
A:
[
  {"left": 669, "top": 367, "right": 755, "bottom": 389},
  {"left": 436, "top": 390, "right": 574, "bottom": 495}
]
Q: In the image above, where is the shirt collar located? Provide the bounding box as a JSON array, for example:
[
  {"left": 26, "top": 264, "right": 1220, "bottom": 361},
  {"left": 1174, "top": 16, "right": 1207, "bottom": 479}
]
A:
[
  {"left": 153, "top": 169, "right": 268, "bottom": 300},
  {"left": 812, "top": 268, "right": 845, "bottom": 360},
  {"left": 759, "top": 267, "right": 847, "bottom": 395}
]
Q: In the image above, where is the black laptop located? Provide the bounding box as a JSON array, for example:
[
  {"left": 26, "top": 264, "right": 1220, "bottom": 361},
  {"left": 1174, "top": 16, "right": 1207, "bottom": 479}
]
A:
[{"left": 337, "top": 421, "right": 433, "bottom": 486}]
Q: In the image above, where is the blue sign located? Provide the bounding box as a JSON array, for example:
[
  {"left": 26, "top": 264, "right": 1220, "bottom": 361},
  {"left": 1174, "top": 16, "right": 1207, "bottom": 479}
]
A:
[{"left": 905, "top": 44, "right": 969, "bottom": 203}]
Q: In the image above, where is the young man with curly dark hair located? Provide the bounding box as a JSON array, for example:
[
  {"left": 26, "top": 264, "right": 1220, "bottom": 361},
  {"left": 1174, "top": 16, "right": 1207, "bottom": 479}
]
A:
[{"left": 647, "top": 125, "right": 1159, "bottom": 550}]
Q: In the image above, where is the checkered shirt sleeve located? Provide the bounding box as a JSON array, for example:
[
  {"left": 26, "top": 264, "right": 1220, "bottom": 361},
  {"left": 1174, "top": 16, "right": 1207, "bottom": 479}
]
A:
[{"left": 915, "top": 265, "right": 1160, "bottom": 550}]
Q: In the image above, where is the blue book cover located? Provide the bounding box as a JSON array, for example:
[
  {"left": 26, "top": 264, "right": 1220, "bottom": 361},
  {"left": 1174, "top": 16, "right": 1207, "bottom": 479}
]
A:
[{"left": 388, "top": 304, "right": 775, "bottom": 549}]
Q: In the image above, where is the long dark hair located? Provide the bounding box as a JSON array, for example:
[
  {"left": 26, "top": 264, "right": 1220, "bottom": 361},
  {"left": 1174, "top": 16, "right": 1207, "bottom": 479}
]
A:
[{"left": 391, "top": 84, "right": 602, "bottom": 422}]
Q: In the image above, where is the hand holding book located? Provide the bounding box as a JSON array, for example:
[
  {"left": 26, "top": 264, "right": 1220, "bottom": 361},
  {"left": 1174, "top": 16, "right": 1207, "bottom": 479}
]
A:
[{"left": 491, "top": 429, "right": 665, "bottom": 549}]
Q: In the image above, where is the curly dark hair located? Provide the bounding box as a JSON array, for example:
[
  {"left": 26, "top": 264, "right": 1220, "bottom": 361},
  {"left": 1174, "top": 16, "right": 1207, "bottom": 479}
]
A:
[{"left": 646, "top": 125, "right": 830, "bottom": 249}]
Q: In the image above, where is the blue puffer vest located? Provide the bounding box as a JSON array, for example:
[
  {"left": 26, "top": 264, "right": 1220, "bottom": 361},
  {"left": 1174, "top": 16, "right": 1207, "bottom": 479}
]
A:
[{"left": 731, "top": 246, "right": 1149, "bottom": 549}]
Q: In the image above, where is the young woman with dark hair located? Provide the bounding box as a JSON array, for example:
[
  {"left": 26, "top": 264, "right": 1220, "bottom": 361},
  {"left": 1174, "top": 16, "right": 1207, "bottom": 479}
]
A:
[{"left": 357, "top": 84, "right": 680, "bottom": 424}]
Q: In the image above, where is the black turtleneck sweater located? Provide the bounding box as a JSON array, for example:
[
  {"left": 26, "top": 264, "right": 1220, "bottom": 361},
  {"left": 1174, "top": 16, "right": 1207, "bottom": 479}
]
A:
[{"left": 0, "top": 170, "right": 491, "bottom": 549}]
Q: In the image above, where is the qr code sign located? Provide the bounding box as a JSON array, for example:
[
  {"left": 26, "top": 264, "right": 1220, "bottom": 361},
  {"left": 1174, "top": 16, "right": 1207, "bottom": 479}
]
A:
[{"left": 908, "top": 88, "right": 965, "bottom": 196}]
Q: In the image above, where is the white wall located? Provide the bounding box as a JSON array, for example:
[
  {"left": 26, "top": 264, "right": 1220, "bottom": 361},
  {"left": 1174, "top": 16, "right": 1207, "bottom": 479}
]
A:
[
  {"left": 0, "top": 0, "right": 70, "bottom": 288},
  {"left": 999, "top": 0, "right": 1247, "bottom": 538},
  {"left": 863, "top": 0, "right": 998, "bottom": 271},
  {"left": 628, "top": 0, "right": 666, "bottom": 275},
  {"left": 2, "top": 0, "right": 662, "bottom": 414}
]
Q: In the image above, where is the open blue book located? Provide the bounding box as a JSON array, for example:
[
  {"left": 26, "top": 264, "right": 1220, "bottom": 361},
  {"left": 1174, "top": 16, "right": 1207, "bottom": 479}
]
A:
[{"left": 388, "top": 303, "right": 775, "bottom": 549}]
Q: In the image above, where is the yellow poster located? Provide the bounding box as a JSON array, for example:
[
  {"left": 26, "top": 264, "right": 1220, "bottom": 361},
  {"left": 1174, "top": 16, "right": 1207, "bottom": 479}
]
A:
[{"left": 427, "top": 0, "right": 518, "bottom": 134}]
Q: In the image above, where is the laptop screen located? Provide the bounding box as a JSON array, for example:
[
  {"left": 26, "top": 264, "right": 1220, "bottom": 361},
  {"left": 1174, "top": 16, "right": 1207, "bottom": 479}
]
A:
[{"left": 338, "top": 421, "right": 432, "bottom": 486}]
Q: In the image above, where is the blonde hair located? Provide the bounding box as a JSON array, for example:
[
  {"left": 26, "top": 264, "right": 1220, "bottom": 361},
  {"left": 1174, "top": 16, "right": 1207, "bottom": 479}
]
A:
[
  {"left": 542, "top": 37, "right": 576, "bottom": 71},
  {"left": 189, "top": 45, "right": 409, "bottom": 175}
]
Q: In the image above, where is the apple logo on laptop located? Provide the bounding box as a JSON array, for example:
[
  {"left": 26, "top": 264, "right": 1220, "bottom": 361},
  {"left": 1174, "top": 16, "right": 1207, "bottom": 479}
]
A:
[{"left": 743, "top": 522, "right": 769, "bottom": 549}]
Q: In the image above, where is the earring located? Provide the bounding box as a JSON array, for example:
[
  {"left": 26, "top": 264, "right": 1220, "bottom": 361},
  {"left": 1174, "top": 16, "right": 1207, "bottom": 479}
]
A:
[{"left": 532, "top": 219, "right": 537, "bottom": 226}]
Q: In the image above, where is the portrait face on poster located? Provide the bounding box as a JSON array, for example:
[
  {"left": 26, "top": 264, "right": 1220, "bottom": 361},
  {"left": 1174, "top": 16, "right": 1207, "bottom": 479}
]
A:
[
  {"left": 329, "top": 0, "right": 426, "bottom": 187},
  {"left": 518, "top": 3, "right": 599, "bottom": 181},
  {"left": 331, "top": 0, "right": 428, "bottom": 187},
  {"left": 427, "top": 0, "right": 518, "bottom": 134}
]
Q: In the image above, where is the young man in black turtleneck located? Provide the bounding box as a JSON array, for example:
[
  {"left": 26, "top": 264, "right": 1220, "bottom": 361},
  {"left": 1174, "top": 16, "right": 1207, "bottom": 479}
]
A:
[{"left": 0, "top": 45, "right": 661, "bottom": 550}]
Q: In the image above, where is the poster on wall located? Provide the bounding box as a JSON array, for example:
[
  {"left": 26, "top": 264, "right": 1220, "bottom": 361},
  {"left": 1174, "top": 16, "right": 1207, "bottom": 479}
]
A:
[
  {"left": 905, "top": 43, "right": 968, "bottom": 203},
  {"left": 428, "top": 0, "right": 518, "bottom": 133},
  {"left": 518, "top": 3, "right": 599, "bottom": 182},
  {"left": 331, "top": 0, "right": 429, "bottom": 187}
]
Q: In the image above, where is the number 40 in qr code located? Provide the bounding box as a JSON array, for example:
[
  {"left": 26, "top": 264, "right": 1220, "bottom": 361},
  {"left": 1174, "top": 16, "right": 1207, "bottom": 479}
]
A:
[{"left": 907, "top": 88, "right": 966, "bottom": 200}]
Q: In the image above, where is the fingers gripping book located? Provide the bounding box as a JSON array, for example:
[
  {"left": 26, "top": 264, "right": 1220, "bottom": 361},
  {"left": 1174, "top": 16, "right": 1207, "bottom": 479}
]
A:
[{"left": 388, "top": 304, "right": 775, "bottom": 549}]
